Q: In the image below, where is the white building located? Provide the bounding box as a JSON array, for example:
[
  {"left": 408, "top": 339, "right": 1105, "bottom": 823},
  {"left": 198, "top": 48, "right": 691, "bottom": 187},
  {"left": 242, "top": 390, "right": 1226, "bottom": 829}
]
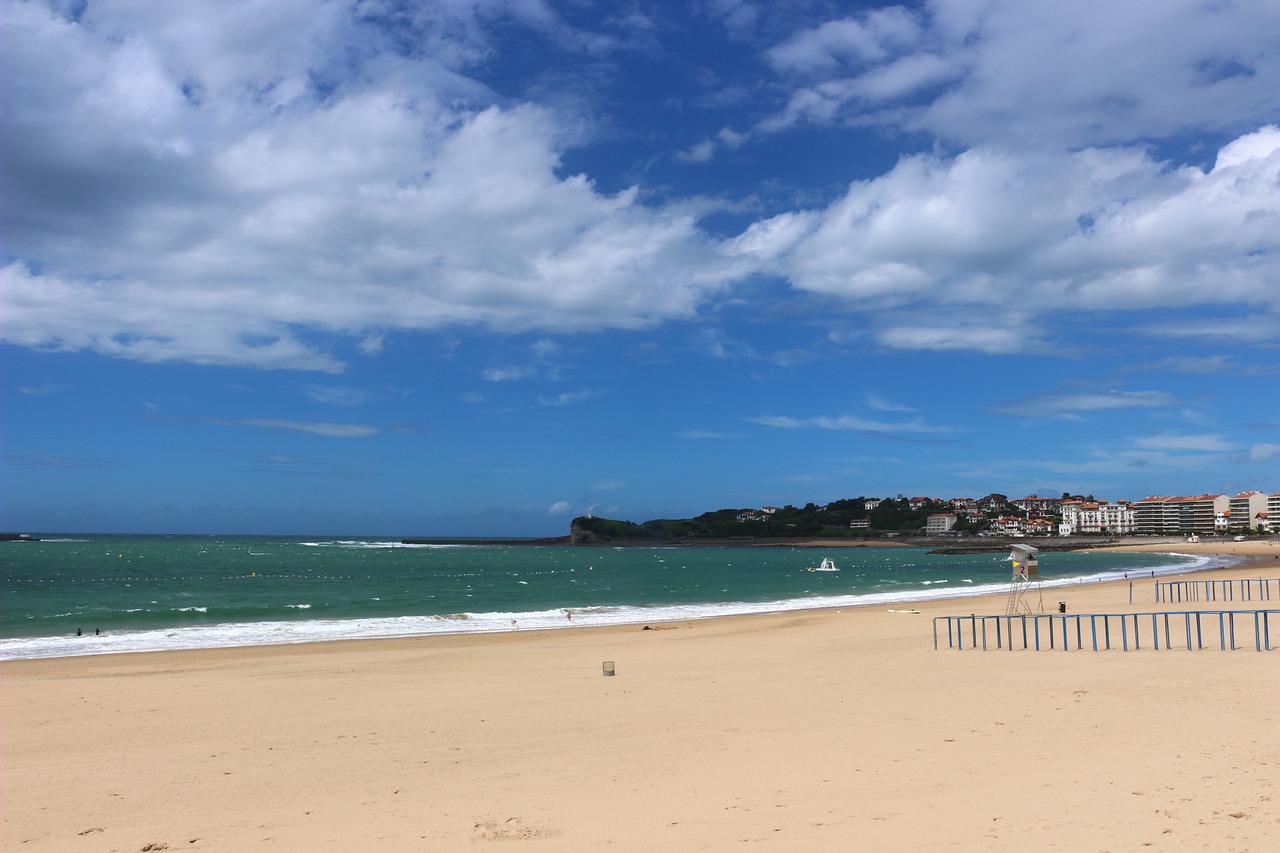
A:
[
  {"left": 1059, "top": 500, "right": 1135, "bottom": 536},
  {"left": 925, "top": 513, "right": 957, "bottom": 533}
]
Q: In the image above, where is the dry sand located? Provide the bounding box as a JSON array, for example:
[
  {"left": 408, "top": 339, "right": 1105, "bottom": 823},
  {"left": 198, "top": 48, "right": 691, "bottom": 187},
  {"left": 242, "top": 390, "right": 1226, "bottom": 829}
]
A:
[{"left": 4, "top": 543, "right": 1279, "bottom": 851}]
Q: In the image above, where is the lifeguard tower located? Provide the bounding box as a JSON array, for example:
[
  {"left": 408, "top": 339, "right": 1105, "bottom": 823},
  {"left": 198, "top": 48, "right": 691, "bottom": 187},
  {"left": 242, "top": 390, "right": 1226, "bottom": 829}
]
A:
[{"left": 1005, "top": 544, "right": 1044, "bottom": 615}]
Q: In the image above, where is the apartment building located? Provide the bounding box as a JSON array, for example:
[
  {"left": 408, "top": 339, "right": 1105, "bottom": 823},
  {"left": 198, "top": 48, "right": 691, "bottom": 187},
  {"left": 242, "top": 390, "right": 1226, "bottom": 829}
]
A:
[
  {"left": 1266, "top": 493, "right": 1280, "bottom": 532},
  {"left": 1132, "top": 494, "right": 1229, "bottom": 533},
  {"left": 1228, "top": 490, "right": 1269, "bottom": 530}
]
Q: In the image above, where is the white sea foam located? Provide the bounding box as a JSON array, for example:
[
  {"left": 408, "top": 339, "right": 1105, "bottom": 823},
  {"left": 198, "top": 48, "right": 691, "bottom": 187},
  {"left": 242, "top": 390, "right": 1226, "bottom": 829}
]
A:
[{"left": 300, "top": 540, "right": 471, "bottom": 549}]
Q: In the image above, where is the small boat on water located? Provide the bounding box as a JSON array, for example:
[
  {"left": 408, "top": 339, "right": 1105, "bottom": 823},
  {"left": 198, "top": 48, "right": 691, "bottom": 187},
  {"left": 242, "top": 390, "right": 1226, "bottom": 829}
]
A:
[{"left": 807, "top": 557, "right": 838, "bottom": 573}]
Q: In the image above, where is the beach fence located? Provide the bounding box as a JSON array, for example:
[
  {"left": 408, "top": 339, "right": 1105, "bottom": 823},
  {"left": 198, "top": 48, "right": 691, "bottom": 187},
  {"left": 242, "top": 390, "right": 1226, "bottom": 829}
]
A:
[
  {"left": 933, "top": 610, "right": 1279, "bottom": 653},
  {"left": 1154, "top": 577, "right": 1280, "bottom": 604}
]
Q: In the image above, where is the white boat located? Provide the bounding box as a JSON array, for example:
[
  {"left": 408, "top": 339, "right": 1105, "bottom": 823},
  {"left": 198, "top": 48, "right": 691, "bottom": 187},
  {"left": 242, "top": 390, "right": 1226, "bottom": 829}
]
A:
[{"left": 807, "top": 557, "right": 839, "bottom": 572}]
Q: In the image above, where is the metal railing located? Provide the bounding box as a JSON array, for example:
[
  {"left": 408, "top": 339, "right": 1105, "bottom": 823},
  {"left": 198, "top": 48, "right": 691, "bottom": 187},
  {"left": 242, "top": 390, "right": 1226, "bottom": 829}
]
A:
[
  {"left": 1155, "top": 577, "right": 1280, "bottom": 604},
  {"left": 933, "top": 610, "right": 1279, "bottom": 652}
]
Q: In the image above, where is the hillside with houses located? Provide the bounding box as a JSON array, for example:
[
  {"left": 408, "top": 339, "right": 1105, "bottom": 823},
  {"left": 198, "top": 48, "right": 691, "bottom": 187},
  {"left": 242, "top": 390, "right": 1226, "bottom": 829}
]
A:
[{"left": 571, "top": 489, "right": 1279, "bottom": 543}]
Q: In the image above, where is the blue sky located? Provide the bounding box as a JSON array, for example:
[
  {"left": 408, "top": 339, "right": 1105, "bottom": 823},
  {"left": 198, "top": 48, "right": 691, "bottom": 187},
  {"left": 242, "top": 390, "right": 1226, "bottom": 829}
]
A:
[{"left": 3, "top": 0, "right": 1279, "bottom": 536}]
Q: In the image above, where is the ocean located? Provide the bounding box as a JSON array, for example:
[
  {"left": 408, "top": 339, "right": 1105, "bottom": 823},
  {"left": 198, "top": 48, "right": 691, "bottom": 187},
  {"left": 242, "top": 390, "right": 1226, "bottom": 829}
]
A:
[{"left": 0, "top": 535, "right": 1210, "bottom": 660}]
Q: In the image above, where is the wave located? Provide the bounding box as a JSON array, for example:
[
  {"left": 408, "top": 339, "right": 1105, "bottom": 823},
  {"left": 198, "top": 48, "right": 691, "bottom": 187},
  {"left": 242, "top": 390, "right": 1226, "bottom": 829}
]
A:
[{"left": 299, "top": 540, "right": 471, "bottom": 550}]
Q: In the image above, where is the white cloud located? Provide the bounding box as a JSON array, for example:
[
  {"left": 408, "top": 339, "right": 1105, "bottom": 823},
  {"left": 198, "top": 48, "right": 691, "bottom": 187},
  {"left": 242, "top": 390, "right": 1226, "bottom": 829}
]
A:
[
  {"left": 863, "top": 393, "right": 914, "bottom": 413},
  {"left": 1, "top": 4, "right": 741, "bottom": 371},
  {"left": 1130, "top": 356, "right": 1238, "bottom": 375},
  {"left": 206, "top": 418, "right": 380, "bottom": 437},
  {"left": 303, "top": 386, "right": 380, "bottom": 407},
  {"left": 18, "top": 383, "right": 74, "bottom": 396},
  {"left": 738, "top": 129, "right": 1280, "bottom": 352},
  {"left": 6, "top": 1, "right": 1279, "bottom": 371},
  {"left": 677, "top": 139, "right": 717, "bottom": 162},
  {"left": 482, "top": 365, "right": 539, "bottom": 382},
  {"left": 876, "top": 322, "right": 1039, "bottom": 354},
  {"left": 1233, "top": 443, "right": 1280, "bottom": 463},
  {"left": 991, "top": 391, "right": 1178, "bottom": 418},
  {"left": 537, "top": 389, "right": 598, "bottom": 407},
  {"left": 1132, "top": 434, "right": 1232, "bottom": 452},
  {"left": 749, "top": 414, "right": 947, "bottom": 434},
  {"left": 548, "top": 500, "right": 573, "bottom": 514},
  {"left": 766, "top": 9, "right": 923, "bottom": 75},
  {"left": 761, "top": 0, "right": 1280, "bottom": 149}
]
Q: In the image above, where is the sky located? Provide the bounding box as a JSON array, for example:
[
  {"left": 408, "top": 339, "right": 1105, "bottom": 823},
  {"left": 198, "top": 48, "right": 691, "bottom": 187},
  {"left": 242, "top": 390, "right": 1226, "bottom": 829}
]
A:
[{"left": 3, "top": 0, "right": 1279, "bottom": 536}]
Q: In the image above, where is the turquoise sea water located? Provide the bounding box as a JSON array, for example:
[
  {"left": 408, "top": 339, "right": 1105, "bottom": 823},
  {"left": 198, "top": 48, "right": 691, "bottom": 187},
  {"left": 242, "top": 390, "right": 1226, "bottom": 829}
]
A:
[{"left": 0, "top": 535, "right": 1208, "bottom": 660}]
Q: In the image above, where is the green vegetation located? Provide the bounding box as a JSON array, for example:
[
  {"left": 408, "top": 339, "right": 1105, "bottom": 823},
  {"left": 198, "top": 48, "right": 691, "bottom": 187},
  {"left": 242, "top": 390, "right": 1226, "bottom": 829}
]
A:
[{"left": 571, "top": 496, "right": 975, "bottom": 543}]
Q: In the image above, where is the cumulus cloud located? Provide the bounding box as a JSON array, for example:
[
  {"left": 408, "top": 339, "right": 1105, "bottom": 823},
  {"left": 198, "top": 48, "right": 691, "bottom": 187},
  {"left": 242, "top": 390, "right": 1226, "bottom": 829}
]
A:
[
  {"left": 5, "top": 0, "right": 1280, "bottom": 372},
  {"left": 1, "top": 3, "right": 741, "bottom": 371},
  {"left": 766, "top": 8, "right": 924, "bottom": 75},
  {"left": 734, "top": 128, "right": 1280, "bottom": 351},
  {"left": 760, "top": 0, "right": 1280, "bottom": 148},
  {"left": 548, "top": 500, "right": 573, "bottom": 514}
]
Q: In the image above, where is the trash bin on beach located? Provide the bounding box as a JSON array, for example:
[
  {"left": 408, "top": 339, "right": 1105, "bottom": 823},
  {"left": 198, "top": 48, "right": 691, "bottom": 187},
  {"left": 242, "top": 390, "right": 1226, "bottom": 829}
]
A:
[
  {"left": 1058, "top": 601, "right": 1066, "bottom": 613},
  {"left": 602, "top": 661, "right": 615, "bottom": 676}
]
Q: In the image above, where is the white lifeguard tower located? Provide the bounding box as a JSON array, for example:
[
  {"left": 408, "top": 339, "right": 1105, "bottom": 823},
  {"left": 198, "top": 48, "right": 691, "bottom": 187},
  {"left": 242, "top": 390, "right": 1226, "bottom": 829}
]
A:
[{"left": 1005, "top": 544, "right": 1044, "bottom": 615}]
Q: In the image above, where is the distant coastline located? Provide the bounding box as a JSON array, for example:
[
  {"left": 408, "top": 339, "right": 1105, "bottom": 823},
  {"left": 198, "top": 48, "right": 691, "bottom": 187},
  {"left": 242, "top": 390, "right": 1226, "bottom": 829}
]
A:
[{"left": 399, "top": 532, "right": 1193, "bottom": 552}]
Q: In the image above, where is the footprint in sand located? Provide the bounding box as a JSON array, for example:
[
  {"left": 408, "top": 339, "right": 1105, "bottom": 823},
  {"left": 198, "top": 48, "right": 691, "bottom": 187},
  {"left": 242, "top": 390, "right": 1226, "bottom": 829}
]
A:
[{"left": 473, "top": 816, "right": 561, "bottom": 842}]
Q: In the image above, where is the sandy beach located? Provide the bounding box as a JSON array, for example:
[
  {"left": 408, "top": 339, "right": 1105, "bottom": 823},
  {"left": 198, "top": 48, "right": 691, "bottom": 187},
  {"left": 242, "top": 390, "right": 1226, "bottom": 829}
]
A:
[{"left": 4, "top": 542, "right": 1278, "bottom": 851}]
